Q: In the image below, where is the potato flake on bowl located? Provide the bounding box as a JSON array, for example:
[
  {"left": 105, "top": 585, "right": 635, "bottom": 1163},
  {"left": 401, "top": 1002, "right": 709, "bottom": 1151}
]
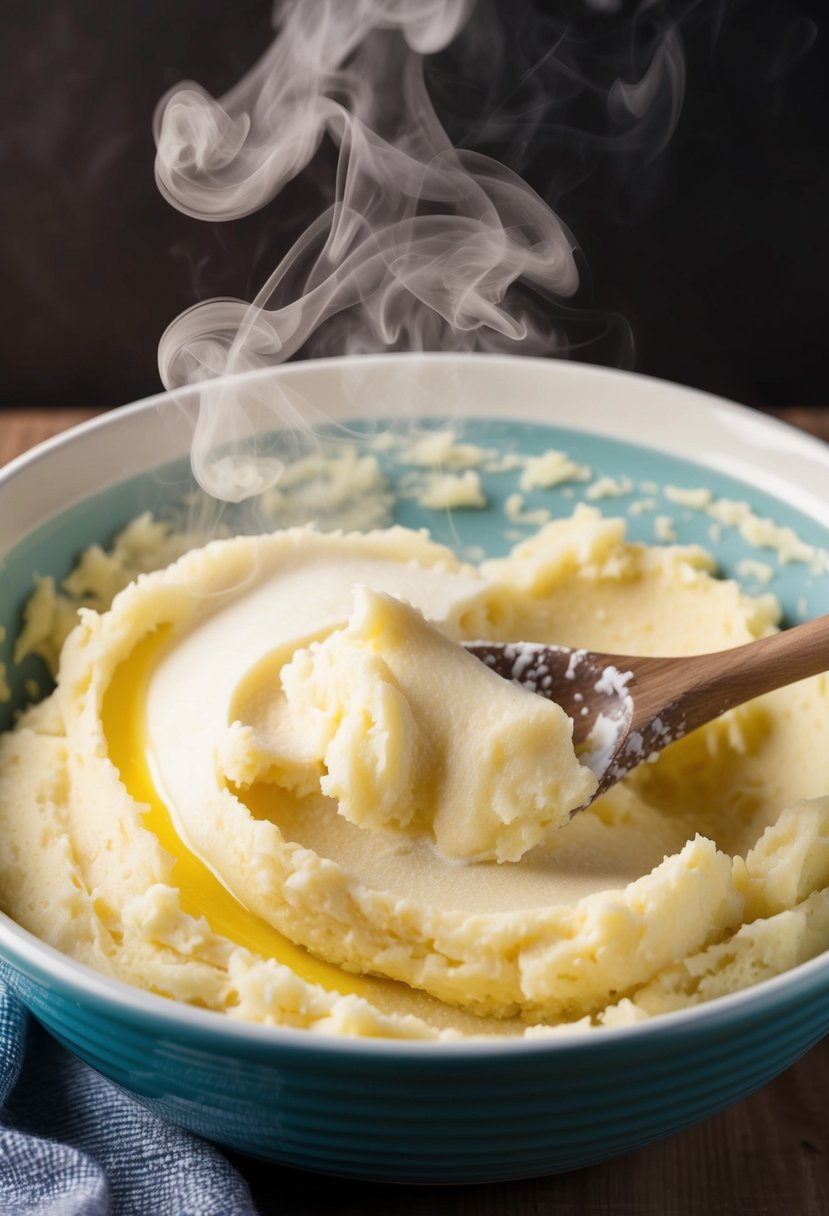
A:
[{"left": 410, "top": 469, "right": 487, "bottom": 510}]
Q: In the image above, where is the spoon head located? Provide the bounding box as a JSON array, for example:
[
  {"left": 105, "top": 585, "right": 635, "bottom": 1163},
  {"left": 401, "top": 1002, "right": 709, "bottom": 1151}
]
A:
[{"left": 463, "top": 641, "right": 635, "bottom": 800}]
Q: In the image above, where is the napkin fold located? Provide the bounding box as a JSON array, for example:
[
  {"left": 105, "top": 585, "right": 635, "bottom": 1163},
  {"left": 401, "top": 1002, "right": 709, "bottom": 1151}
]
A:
[{"left": 0, "top": 983, "right": 258, "bottom": 1216}]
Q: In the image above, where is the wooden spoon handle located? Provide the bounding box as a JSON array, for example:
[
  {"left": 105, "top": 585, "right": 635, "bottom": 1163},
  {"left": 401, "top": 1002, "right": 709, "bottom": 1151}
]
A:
[{"left": 630, "top": 614, "right": 829, "bottom": 743}]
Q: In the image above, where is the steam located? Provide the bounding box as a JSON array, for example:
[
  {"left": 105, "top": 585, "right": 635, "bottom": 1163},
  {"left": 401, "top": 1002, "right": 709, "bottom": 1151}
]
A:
[
  {"left": 153, "top": 0, "right": 685, "bottom": 501},
  {"left": 608, "top": 27, "right": 685, "bottom": 156}
]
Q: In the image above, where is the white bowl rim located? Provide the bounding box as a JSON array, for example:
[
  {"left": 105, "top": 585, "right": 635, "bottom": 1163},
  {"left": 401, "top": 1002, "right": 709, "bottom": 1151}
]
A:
[
  {"left": 3, "top": 354, "right": 829, "bottom": 528},
  {"left": 2, "top": 352, "right": 829, "bottom": 1058}
]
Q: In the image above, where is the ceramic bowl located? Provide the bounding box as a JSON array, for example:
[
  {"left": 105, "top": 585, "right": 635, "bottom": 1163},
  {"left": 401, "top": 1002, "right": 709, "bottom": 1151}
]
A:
[{"left": 1, "top": 354, "right": 828, "bottom": 1183}]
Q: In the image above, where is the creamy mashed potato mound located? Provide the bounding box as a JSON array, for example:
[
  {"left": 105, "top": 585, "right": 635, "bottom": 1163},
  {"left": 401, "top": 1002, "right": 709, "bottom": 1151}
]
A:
[{"left": 2, "top": 505, "right": 829, "bottom": 1040}]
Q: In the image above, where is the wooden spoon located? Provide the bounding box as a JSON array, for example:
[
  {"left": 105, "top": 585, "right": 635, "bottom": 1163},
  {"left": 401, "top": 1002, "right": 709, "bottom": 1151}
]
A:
[{"left": 464, "top": 615, "right": 829, "bottom": 806}]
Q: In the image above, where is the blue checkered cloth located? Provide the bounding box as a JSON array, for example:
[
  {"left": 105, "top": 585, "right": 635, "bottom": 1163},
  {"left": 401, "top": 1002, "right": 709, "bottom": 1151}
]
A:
[{"left": 0, "top": 983, "right": 258, "bottom": 1215}]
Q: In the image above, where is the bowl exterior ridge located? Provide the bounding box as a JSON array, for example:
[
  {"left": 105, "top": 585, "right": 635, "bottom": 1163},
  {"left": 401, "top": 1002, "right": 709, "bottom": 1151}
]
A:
[{"left": 2, "top": 916, "right": 829, "bottom": 1181}]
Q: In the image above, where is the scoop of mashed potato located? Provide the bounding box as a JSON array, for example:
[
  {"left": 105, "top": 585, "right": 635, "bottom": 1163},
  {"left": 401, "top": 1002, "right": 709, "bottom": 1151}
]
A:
[
  {"left": 222, "top": 583, "right": 597, "bottom": 863},
  {"left": 1, "top": 506, "right": 829, "bottom": 1040}
]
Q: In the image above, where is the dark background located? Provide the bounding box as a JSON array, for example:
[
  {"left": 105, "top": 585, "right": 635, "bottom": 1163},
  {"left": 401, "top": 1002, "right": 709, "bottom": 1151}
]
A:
[{"left": 0, "top": 0, "right": 826, "bottom": 411}]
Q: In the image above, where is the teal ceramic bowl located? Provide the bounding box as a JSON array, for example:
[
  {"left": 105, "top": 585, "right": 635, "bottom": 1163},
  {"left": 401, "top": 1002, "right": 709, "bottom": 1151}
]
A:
[{"left": 1, "top": 354, "right": 829, "bottom": 1183}]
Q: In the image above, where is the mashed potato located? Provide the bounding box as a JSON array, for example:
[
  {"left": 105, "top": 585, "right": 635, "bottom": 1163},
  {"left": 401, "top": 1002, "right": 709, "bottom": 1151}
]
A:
[{"left": 1, "top": 505, "right": 829, "bottom": 1039}]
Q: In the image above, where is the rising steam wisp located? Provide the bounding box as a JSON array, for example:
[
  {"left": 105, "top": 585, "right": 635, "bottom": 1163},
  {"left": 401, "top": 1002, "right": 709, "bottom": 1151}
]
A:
[{"left": 154, "top": 0, "right": 684, "bottom": 501}]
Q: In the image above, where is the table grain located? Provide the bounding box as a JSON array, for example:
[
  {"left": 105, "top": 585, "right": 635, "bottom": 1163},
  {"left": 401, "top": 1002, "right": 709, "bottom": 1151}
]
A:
[{"left": 2, "top": 404, "right": 828, "bottom": 1215}]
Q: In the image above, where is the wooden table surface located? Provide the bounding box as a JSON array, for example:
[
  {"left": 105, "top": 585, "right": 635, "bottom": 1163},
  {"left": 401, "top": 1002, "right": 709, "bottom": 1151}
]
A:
[{"left": 2, "top": 404, "right": 829, "bottom": 1215}]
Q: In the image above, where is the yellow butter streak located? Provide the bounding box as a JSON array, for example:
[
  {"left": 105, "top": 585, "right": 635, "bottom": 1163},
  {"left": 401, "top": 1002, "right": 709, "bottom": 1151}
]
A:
[{"left": 101, "top": 626, "right": 373, "bottom": 998}]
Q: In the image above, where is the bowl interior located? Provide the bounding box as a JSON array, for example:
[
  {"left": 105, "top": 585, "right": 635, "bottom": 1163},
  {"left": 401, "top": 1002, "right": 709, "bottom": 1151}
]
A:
[{"left": 3, "top": 387, "right": 829, "bottom": 732}]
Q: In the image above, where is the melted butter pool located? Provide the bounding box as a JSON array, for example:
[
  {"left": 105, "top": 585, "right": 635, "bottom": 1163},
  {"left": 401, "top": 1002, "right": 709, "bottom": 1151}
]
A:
[{"left": 101, "top": 626, "right": 371, "bottom": 997}]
